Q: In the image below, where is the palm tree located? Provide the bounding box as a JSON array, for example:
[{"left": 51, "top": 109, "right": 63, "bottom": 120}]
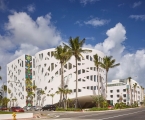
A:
[
  {"left": 49, "top": 93, "right": 55, "bottom": 104},
  {"left": 100, "top": 56, "right": 120, "bottom": 97},
  {"left": 53, "top": 45, "right": 70, "bottom": 107},
  {"left": 56, "top": 87, "right": 65, "bottom": 107},
  {"left": 63, "top": 36, "right": 92, "bottom": 108},
  {"left": 128, "top": 77, "right": 132, "bottom": 105},
  {"left": 2, "top": 85, "right": 7, "bottom": 98},
  {"left": 12, "top": 98, "right": 17, "bottom": 107},
  {"left": 64, "top": 89, "right": 72, "bottom": 109},
  {"left": 133, "top": 83, "right": 137, "bottom": 103},
  {"left": 33, "top": 85, "right": 37, "bottom": 91},
  {"left": 93, "top": 54, "right": 102, "bottom": 108}
]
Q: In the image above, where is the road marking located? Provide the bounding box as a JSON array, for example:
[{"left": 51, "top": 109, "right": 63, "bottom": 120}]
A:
[
  {"left": 66, "top": 109, "right": 145, "bottom": 119},
  {"left": 98, "top": 109, "right": 145, "bottom": 120}
]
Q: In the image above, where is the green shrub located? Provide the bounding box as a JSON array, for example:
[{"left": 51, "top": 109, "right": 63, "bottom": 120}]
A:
[
  {"left": 89, "top": 107, "right": 108, "bottom": 111},
  {"left": 56, "top": 107, "right": 81, "bottom": 111}
]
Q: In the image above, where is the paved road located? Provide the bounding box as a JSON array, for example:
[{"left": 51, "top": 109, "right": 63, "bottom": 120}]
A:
[{"left": 47, "top": 107, "right": 145, "bottom": 120}]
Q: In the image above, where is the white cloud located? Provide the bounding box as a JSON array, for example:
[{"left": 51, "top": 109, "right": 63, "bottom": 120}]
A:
[
  {"left": 0, "top": 12, "right": 62, "bottom": 86},
  {"left": 80, "top": 0, "right": 99, "bottom": 5},
  {"left": 132, "top": 1, "right": 142, "bottom": 8},
  {"left": 27, "top": 4, "right": 35, "bottom": 13},
  {"left": 14, "top": 43, "right": 40, "bottom": 58},
  {"left": 129, "top": 15, "right": 145, "bottom": 21},
  {"left": 84, "top": 18, "right": 110, "bottom": 27},
  {"left": 5, "top": 12, "right": 62, "bottom": 48},
  {"left": 84, "top": 23, "right": 145, "bottom": 86},
  {"left": 75, "top": 20, "right": 83, "bottom": 26},
  {"left": 0, "top": 0, "right": 7, "bottom": 11}
]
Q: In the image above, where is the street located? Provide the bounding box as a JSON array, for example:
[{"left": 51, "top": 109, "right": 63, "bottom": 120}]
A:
[{"left": 44, "top": 107, "right": 145, "bottom": 120}]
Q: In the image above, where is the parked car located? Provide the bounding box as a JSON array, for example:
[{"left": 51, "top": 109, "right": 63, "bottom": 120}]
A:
[
  {"left": 23, "top": 106, "right": 31, "bottom": 111},
  {"left": 42, "top": 105, "right": 56, "bottom": 111},
  {"left": 10, "top": 107, "right": 24, "bottom": 112},
  {"left": 34, "top": 106, "right": 42, "bottom": 111},
  {"left": 0, "top": 106, "right": 8, "bottom": 111}
]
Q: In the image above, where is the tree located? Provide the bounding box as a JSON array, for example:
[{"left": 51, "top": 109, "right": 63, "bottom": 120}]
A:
[
  {"left": 63, "top": 36, "right": 92, "bottom": 108},
  {"left": 100, "top": 56, "right": 120, "bottom": 97},
  {"left": 128, "top": 77, "right": 132, "bottom": 105},
  {"left": 91, "top": 95, "right": 106, "bottom": 108},
  {"left": 64, "top": 89, "right": 72, "bottom": 109},
  {"left": 93, "top": 54, "right": 102, "bottom": 108},
  {"left": 2, "top": 97, "right": 10, "bottom": 107},
  {"left": 53, "top": 45, "right": 70, "bottom": 107},
  {"left": 2, "top": 85, "right": 7, "bottom": 98},
  {"left": 12, "top": 98, "right": 17, "bottom": 107},
  {"left": 56, "top": 87, "right": 65, "bottom": 107},
  {"left": 133, "top": 83, "right": 137, "bottom": 103},
  {"left": 49, "top": 93, "right": 55, "bottom": 104}
]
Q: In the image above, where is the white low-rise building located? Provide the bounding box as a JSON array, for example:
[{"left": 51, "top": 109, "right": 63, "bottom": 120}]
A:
[
  {"left": 107, "top": 79, "right": 144, "bottom": 106},
  {"left": 7, "top": 48, "right": 106, "bottom": 108}
]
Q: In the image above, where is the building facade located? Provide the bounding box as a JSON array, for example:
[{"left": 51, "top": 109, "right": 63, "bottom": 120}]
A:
[
  {"left": 7, "top": 48, "right": 106, "bottom": 107},
  {"left": 107, "top": 79, "right": 144, "bottom": 106},
  {"left": 7, "top": 55, "right": 35, "bottom": 107}
]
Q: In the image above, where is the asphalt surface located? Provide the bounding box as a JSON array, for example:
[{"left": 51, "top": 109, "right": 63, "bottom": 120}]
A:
[
  {"left": 48, "top": 107, "right": 145, "bottom": 120},
  {"left": 24, "top": 107, "right": 145, "bottom": 120}
]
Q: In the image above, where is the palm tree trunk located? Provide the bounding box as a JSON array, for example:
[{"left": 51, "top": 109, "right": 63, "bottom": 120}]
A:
[
  {"left": 52, "top": 97, "right": 53, "bottom": 105},
  {"left": 75, "top": 58, "right": 78, "bottom": 108},
  {"left": 60, "top": 63, "right": 64, "bottom": 107},
  {"left": 105, "top": 71, "right": 108, "bottom": 99},
  {"left": 97, "top": 69, "right": 100, "bottom": 108},
  {"left": 65, "top": 94, "right": 67, "bottom": 109}
]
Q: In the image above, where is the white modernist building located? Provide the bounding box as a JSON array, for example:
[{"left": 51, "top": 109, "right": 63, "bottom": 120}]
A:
[
  {"left": 7, "top": 55, "right": 35, "bottom": 107},
  {"left": 107, "top": 79, "right": 144, "bottom": 106},
  {"left": 7, "top": 48, "right": 106, "bottom": 108}
]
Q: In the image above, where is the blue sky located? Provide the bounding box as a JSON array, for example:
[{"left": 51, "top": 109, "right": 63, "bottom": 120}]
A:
[{"left": 0, "top": 0, "right": 145, "bottom": 87}]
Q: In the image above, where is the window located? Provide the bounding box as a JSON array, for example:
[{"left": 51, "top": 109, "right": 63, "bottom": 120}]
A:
[
  {"left": 87, "top": 86, "right": 89, "bottom": 89},
  {"left": 117, "top": 89, "right": 119, "bottom": 92},
  {"left": 78, "top": 89, "right": 81, "bottom": 92},
  {"left": 78, "top": 70, "right": 81, "bottom": 74},
  {"left": 90, "top": 75, "right": 93, "bottom": 81},
  {"left": 94, "top": 75, "right": 96, "bottom": 82},
  {"left": 94, "top": 86, "right": 96, "bottom": 90},
  {"left": 90, "top": 56, "right": 92, "bottom": 61},
  {"left": 124, "top": 99, "right": 126, "bottom": 102},
  {"left": 117, "top": 95, "right": 119, "bottom": 97},
  {"left": 86, "top": 55, "right": 89, "bottom": 59},
  {"left": 74, "top": 89, "right": 76, "bottom": 92},
  {"left": 69, "top": 63, "right": 72, "bottom": 70},
  {"left": 87, "top": 76, "right": 89, "bottom": 79},
  {"left": 82, "top": 69, "right": 85, "bottom": 73},
  {"left": 123, "top": 94, "right": 126, "bottom": 97},
  {"left": 33, "top": 59, "right": 35, "bottom": 68},
  {"left": 123, "top": 89, "right": 126, "bottom": 92},
  {"left": 78, "top": 78, "right": 81, "bottom": 81},
  {"left": 117, "top": 100, "right": 119, "bottom": 102},
  {"left": 110, "top": 95, "right": 113, "bottom": 98},
  {"left": 110, "top": 90, "right": 113, "bottom": 93},
  {"left": 91, "top": 86, "right": 93, "bottom": 90}
]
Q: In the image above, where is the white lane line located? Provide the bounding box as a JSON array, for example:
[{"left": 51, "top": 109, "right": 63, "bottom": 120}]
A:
[
  {"left": 99, "top": 109, "right": 145, "bottom": 120},
  {"left": 67, "top": 109, "right": 145, "bottom": 119}
]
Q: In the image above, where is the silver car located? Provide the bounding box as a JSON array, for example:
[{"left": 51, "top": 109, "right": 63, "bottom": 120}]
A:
[
  {"left": 34, "top": 106, "right": 42, "bottom": 111},
  {"left": 23, "top": 106, "right": 31, "bottom": 111}
]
